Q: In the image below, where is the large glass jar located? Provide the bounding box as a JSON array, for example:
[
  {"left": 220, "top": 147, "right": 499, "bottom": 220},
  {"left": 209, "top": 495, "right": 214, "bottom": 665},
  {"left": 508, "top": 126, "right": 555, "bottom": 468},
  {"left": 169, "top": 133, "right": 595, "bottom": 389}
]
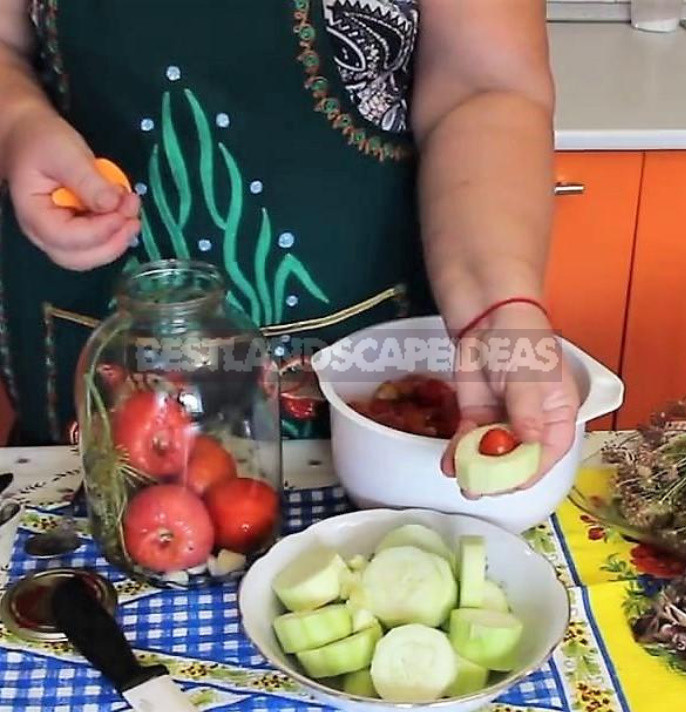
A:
[{"left": 75, "top": 260, "right": 281, "bottom": 588}]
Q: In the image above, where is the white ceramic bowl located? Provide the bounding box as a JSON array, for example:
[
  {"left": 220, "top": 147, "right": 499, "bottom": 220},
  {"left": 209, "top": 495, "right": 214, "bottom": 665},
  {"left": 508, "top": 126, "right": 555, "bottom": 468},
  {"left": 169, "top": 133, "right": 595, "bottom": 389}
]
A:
[
  {"left": 311, "top": 315, "right": 624, "bottom": 533},
  {"left": 238, "top": 508, "right": 570, "bottom": 712}
]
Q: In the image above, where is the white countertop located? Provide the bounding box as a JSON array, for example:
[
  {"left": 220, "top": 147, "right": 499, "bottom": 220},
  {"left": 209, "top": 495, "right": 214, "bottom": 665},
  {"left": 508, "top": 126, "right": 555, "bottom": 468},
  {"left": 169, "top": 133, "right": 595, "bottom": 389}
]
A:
[{"left": 550, "top": 22, "right": 686, "bottom": 149}]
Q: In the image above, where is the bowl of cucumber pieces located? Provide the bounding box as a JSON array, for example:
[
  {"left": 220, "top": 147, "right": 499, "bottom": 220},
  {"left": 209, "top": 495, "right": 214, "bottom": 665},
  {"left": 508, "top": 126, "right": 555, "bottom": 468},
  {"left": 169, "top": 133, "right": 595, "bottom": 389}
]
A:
[{"left": 238, "top": 508, "right": 569, "bottom": 712}]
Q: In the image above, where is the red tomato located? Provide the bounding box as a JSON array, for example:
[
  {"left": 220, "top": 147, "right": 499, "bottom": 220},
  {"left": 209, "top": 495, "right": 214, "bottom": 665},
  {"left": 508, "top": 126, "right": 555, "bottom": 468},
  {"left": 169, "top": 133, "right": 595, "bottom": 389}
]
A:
[
  {"left": 113, "top": 391, "right": 193, "bottom": 478},
  {"left": 414, "top": 378, "right": 454, "bottom": 407},
  {"left": 282, "top": 395, "right": 318, "bottom": 421},
  {"left": 123, "top": 484, "right": 215, "bottom": 572},
  {"left": 204, "top": 478, "right": 279, "bottom": 554},
  {"left": 183, "top": 435, "right": 237, "bottom": 496},
  {"left": 478, "top": 427, "right": 520, "bottom": 456},
  {"left": 96, "top": 363, "right": 129, "bottom": 390}
]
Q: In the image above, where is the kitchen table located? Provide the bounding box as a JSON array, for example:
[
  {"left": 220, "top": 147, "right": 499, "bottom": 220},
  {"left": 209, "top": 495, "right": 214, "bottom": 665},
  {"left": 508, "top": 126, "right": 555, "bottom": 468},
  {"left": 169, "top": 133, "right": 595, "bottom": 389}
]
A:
[{"left": 0, "top": 436, "right": 683, "bottom": 712}]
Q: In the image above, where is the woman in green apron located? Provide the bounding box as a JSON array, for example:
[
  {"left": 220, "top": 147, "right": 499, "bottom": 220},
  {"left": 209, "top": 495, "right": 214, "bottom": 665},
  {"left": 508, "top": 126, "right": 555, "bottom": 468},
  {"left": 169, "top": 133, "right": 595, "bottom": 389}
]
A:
[{"left": 0, "top": 1, "right": 578, "bottom": 489}]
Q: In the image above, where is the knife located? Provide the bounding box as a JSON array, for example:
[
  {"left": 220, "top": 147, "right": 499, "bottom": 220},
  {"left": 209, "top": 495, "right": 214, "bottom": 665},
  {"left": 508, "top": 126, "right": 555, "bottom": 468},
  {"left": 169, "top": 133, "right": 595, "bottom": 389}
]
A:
[
  {"left": 0, "top": 473, "right": 13, "bottom": 497},
  {"left": 51, "top": 575, "right": 197, "bottom": 711}
]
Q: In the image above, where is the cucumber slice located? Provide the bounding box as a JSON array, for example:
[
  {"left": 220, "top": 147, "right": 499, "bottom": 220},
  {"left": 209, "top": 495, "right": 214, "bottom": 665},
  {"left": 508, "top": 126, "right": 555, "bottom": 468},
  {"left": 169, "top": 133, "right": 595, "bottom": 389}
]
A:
[
  {"left": 458, "top": 536, "right": 486, "bottom": 608},
  {"left": 296, "top": 623, "right": 383, "bottom": 679},
  {"left": 482, "top": 580, "right": 509, "bottom": 613},
  {"left": 343, "top": 669, "right": 378, "bottom": 698},
  {"left": 273, "top": 604, "right": 352, "bottom": 654},
  {"left": 454, "top": 424, "right": 541, "bottom": 496},
  {"left": 444, "top": 654, "right": 489, "bottom": 697},
  {"left": 375, "top": 524, "right": 455, "bottom": 570},
  {"left": 361, "top": 546, "right": 457, "bottom": 628},
  {"left": 370, "top": 624, "right": 458, "bottom": 702},
  {"left": 449, "top": 609, "right": 523, "bottom": 671},
  {"left": 273, "top": 547, "right": 348, "bottom": 612}
]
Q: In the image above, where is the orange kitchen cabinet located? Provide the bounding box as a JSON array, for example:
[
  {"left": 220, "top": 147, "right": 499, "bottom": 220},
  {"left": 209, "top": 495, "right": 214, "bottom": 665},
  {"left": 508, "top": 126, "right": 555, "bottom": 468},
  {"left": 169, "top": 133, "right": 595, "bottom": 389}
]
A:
[
  {"left": 546, "top": 152, "right": 643, "bottom": 430},
  {"left": 618, "top": 152, "right": 686, "bottom": 429}
]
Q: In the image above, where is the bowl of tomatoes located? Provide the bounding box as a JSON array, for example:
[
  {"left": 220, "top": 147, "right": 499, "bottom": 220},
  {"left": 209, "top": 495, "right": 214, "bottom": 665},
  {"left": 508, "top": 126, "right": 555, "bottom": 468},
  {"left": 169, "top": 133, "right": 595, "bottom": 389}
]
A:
[{"left": 311, "top": 315, "right": 624, "bottom": 533}]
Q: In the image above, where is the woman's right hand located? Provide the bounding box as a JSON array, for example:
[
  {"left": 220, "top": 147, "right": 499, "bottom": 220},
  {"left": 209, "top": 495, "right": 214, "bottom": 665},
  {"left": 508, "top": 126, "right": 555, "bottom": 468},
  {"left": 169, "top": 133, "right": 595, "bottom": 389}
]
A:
[{"left": 4, "top": 108, "right": 140, "bottom": 271}]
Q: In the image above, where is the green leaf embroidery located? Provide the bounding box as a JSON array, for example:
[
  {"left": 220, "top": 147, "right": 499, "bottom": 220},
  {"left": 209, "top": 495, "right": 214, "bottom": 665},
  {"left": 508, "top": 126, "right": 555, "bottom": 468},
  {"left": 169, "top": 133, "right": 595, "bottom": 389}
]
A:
[
  {"left": 185, "top": 88, "right": 225, "bottom": 230},
  {"left": 141, "top": 87, "right": 329, "bottom": 328},
  {"left": 254, "top": 208, "right": 274, "bottom": 325},
  {"left": 140, "top": 207, "right": 161, "bottom": 262},
  {"left": 161, "top": 91, "right": 192, "bottom": 227},
  {"left": 274, "top": 253, "right": 330, "bottom": 322},
  {"left": 218, "top": 142, "right": 261, "bottom": 322},
  {"left": 281, "top": 420, "right": 300, "bottom": 438},
  {"left": 149, "top": 144, "right": 190, "bottom": 259}
]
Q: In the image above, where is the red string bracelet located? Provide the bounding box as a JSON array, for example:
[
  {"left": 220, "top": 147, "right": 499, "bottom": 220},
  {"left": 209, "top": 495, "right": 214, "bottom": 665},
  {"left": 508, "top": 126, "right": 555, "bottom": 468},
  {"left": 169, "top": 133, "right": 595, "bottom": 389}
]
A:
[{"left": 456, "top": 297, "right": 549, "bottom": 340}]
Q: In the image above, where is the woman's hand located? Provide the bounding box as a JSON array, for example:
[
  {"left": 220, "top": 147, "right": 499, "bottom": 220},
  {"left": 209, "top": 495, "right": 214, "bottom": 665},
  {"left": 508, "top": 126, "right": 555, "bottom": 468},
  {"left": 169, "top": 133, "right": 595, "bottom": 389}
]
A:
[
  {"left": 4, "top": 108, "right": 140, "bottom": 271},
  {"left": 440, "top": 303, "right": 580, "bottom": 496}
]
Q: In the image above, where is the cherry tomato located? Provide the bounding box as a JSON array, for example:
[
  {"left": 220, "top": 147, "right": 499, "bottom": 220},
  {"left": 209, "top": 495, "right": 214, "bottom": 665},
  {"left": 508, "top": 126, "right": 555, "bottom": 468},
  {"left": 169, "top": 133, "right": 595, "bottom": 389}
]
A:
[
  {"left": 183, "top": 435, "right": 237, "bottom": 496},
  {"left": 113, "top": 391, "right": 193, "bottom": 478},
  {"left": 478, "top": 427, "right": 520, "bottom": 456},
  {"left": 204, "top": 478, "right": 279, "bottom": 554}
]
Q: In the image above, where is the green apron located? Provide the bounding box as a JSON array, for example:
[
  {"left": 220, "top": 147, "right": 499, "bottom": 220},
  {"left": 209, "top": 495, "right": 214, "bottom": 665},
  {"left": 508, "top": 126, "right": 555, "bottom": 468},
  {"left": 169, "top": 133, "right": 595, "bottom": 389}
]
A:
[{"left": 0, "top": 0, "right": 434, "bottom": 445}]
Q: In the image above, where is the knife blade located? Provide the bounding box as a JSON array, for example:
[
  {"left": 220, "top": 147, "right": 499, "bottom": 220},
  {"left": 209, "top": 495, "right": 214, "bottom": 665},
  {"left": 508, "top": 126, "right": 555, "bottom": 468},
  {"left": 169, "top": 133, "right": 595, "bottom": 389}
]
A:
[
  {"left": 51, "top": 575, "right": 197, "bottom": 711},
  {"left": 0, "top": 473, "right": 13, "bottom": 496}
]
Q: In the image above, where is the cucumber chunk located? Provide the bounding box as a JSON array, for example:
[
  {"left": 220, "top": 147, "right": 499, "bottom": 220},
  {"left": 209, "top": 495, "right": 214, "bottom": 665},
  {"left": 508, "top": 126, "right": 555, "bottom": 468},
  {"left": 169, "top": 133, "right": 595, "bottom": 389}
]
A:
[
  {"left": 454, "top": 424, "right": 541, "bottom": 496},
  {"left": 370, "top": 624, "right": 458, "bottom": 702},
  {"left": 343, "top": 669, "right": 378, "bottom": 698},
  {"left": 345, "top": 601, "right": 378, "bottom": 633},
  {"left": 273, "top": 547, "right": 348, "bottom": 612},
  {"left": 449, "top": 609, "right": 523, "bottom": 671},
  {"left": 361, "top": 546, "right": 457, "bottom": 628},
  {"left": 296, "top": 623, "right": 383, "bottom": 679},
  {"left": 375, "top": 524, "right": 455, "bottom": 570},
  {"left": 273, "top": 604, "right": 352, "bottom": 654},
  {"left": 340, "top": 568, "right": 363, "bottom": 600},
  {"left": 458, "top": 536, "right": 486, "bottom": 608},
  {"left": 482, "top": 579, "right": 509, "bottom": 613},
  {"left": 444, "top": 654, "right": 489, "bottom": 697},
  {"left": 347, "top": 555, "right": 369, "bottom": 572}
]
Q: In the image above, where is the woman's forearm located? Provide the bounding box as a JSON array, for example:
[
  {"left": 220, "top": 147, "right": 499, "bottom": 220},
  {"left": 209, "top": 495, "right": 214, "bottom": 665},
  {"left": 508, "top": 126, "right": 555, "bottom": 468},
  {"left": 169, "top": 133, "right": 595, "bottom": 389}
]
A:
[
  {"left": 418, "top": 89, "right": 555, "bottom": 333},
  {"left": 0, "top": 4, "right": 57, "bottom": 177}
]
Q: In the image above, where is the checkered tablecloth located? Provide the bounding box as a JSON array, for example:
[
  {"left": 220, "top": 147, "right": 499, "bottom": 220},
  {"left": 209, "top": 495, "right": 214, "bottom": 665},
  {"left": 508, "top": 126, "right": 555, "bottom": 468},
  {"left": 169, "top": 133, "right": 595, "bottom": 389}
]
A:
[{"left": 0, "top": 485, "right": 565, "bottom": 712}]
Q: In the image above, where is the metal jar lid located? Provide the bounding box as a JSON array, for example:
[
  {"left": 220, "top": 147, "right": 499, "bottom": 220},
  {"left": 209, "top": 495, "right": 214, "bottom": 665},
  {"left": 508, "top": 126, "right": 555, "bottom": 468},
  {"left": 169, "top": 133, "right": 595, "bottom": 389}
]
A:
[{"left": 0, "top": 568, "right": 118, "bottom": 642}]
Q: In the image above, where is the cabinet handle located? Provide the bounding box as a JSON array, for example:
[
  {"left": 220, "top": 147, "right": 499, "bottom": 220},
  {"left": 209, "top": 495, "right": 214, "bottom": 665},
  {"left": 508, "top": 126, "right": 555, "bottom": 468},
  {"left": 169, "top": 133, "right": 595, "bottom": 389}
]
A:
[{"left": 554, "top": 182, "right": 585, "bottom": 196}]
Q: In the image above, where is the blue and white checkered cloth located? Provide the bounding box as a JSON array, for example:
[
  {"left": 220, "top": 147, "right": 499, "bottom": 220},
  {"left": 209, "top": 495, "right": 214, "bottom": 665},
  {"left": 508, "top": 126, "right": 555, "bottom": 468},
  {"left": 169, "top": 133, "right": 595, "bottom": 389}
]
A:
[{"left": 0, "top": 486, "right": 565, "bottom": 712}]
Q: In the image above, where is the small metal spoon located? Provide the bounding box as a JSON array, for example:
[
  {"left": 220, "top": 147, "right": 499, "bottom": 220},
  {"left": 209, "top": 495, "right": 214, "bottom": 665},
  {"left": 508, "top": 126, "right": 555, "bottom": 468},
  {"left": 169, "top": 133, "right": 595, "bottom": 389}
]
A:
[{"left": 24, "top": 484, "right": 84, "bottom": 559}]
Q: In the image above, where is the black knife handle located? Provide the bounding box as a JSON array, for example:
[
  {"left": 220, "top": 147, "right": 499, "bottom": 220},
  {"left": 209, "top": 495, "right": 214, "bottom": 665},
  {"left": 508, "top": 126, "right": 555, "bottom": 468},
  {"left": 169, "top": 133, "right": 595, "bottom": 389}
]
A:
[
  {"left": 51, "top": 575, "right": 169, "bottom": 693},
  {"left": 0, "top": 472, "right": 14, "bottom": 496}
]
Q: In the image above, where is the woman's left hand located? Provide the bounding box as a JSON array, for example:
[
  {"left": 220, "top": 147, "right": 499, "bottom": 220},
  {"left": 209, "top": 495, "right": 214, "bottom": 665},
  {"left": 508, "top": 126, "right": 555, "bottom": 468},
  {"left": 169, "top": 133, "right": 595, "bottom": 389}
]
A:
[{"left": 440, "top": 302, "right": 580, "bottom": 496}]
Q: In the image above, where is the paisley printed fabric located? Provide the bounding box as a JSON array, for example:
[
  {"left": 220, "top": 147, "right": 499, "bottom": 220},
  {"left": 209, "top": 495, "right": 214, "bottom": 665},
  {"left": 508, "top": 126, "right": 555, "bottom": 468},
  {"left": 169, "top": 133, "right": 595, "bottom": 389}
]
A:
[{"left": 323, "top": 0, "right": 419, "bottom": 133}]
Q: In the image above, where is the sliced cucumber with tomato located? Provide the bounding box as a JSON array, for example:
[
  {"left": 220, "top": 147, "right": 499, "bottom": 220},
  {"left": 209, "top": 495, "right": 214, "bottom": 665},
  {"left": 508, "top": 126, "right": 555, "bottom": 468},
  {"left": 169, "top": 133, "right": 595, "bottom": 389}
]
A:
[{"left": 454, "top": 424, "right": 541, "bottom": 497}]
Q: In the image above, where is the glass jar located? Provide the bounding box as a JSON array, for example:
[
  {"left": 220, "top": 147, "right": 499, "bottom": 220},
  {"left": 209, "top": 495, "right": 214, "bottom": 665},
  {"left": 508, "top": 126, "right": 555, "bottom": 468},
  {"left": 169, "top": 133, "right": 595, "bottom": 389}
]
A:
[{"left": 75, "top": 260, "right": 281, "bottom": 588}]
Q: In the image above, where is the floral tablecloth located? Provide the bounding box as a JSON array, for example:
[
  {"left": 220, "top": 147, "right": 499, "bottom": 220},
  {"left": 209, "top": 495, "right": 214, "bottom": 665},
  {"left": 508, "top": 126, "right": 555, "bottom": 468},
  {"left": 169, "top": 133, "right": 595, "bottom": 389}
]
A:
[{"left": 0, "top": 440, "right": 684, "bottom": 712}]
